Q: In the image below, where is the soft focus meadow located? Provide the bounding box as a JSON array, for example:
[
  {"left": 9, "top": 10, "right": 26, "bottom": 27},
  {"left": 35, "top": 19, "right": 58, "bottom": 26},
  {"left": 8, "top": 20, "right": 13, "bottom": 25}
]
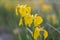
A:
[{"left": 0, "top": 0, "right": 60, "bottom": 40}]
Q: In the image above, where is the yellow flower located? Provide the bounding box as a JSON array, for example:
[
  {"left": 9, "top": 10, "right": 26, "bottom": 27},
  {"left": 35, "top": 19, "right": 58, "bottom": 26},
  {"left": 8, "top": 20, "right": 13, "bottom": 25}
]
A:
[
  {"left": 32, "top": 27, "right": 48, "bottom": 40},
  {"left": 24, "top": 14, "right": 33, "bottom": 26},
  {"left": 47, "top": 14, "right": 57, "bottom": 25},
  {"left": 42, "top": 4, "right": 52, "bottom": 11},
  {"left": 19, "top": 5, "right": 27, "bottom": 17},
  {"left": 51, "top": 15, "right": 56, "bottom": 25},
  {"left": 19, "top": 5, "right": 31, "bottom": 17},
  {"left": 43, "top": 29, "right": 48, "bottom": 40},
  {"left": 16, "top": 4, "right": 31, "bottom": 17},
  {"left": 19, "top": 14, "right": 33, "bottom": 26},
  {"left": 33, "top": 27, "right": 40, "bottom": 40},
  {"left": 34, "top": 14, "right": 43, "bottom": 27},
  {"left": 40, "top": 27, "right": 48, "bottom": 40}
]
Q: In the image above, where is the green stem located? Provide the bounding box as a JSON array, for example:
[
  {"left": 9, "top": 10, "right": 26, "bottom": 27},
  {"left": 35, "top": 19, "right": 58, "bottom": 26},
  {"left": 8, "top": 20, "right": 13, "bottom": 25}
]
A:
[
  {"left": 40, "top": 31, "right": 44, "bottom": 40},
  {"left": 18, "top": 33, "right": 22, "bottom": 40}
]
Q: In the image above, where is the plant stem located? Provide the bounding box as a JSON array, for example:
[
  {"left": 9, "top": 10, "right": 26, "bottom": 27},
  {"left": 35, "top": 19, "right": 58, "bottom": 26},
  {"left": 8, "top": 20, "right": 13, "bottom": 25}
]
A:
[{"left": 40, "top": 31, "right": 44, "bottom": 40}]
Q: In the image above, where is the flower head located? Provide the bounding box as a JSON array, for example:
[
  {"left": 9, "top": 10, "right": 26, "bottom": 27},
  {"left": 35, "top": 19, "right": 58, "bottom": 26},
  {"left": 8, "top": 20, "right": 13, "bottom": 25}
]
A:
[
  {"left": 34, "top": 14, "right": 43, "bottom": 27},
  {"left": 16, "top": 4, "right": 31, "bottom": 17},
  {"left": 42, "top": 4, "right": 52, "bottom": 12},
  {"left": 19, "top": 5, "right": 27, "bottom": 17},
  {"left": 19, "top": 14, "right": 33, "bottom": 26},
  {"left": 24, "top": 14, "right": 33, "bottom": 26},
  {"left": 33, "top": 27, "right": 40, "bottom": 40},
  {"left": 32, "top": 27, "right": 48, "bottom": 40}
]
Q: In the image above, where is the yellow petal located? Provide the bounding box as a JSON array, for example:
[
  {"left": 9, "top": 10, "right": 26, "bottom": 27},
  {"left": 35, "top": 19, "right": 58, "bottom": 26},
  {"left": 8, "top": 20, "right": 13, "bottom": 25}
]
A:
[
  {"left": 16, "top": 7, "right": 18, "bottom": 16},
  {"left": 51, "top": 15, "right": 56, "bottom": 25},
  {"left": 33, "top": 27, "right": 40, "bottom": 40},
  {"left": 19, "top": 18, "right": 22, "bottom": 26},
  {"left": 44, "top": 29, "right": 48, "bottom": 40},
  {"left": 16, "top": 4, "right": 20, "bottom": 16},
  {"left": 40, "top": 28, "right": 48, "bottom": 40},
  {"left": 26, "top": 7, "right": 31, "bottom": 14},
  {"left": 19, "top": 6, "right": 27, "bottom": 17}
]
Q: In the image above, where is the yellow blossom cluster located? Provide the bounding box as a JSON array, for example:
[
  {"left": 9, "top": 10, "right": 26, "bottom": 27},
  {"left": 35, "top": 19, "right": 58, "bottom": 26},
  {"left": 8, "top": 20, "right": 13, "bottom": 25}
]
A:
[
  {"left": 33, "top": 27, "right": 48, "bottom": 40},
  {"left": 16, "top": 4, "right": 43, "bottom": 27},
  {"left": 16, "top": 4, "right": 48, "bottom": 40}
]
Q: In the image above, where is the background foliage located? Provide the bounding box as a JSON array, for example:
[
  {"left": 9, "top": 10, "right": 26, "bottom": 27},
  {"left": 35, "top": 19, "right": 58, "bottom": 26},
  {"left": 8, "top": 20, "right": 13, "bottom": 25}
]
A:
[{"left": 0, "top": 0, "right": 60, "bottom": 40}]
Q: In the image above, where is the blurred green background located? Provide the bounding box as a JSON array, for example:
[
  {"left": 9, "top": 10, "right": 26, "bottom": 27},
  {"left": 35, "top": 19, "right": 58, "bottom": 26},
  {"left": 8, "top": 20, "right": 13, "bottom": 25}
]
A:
[{"left": 0, "top": 0, "right": 60, "bottom": 40}]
